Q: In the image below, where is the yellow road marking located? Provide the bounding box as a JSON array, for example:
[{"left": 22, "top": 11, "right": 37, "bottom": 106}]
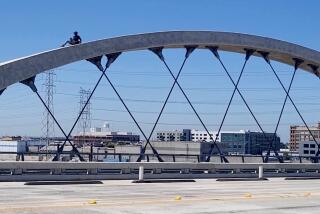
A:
[{"left": 0, "top": 191, "right": 319, "bottom": 212}]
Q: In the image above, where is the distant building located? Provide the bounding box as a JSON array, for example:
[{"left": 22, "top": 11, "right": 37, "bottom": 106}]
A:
[
  {"left": 114, "top": 141, "right": 228, "bottom": 162},
  {"left": 156, "top": 129, "right": 280, "bottom": 155},
  {"left": 100, "top": 141, "right": 230, "bottom": 162},
  {"left": 156, "top": 130, "right": 183, "bottom": 142},
  {"left": 0, "top": 140, "right": 27, "bottom": 153},
  {"left": 191, "top": 129, "right": 218, "bottom": 142},
  {"left": 156, "top": 129, "right": 192, "bottom": 142},
  {"left": 156, "top": 129, "right": 220, "bottom": 142},
  {"left": 220, "top": 131, "right": 246, "bottom": 154},
  {"left": 0, "top": 138, "right": 47, "bottom": 162},
  {"left": 262, "top": 148, "right": 299, "bottom": 157},
  {"left": 290, "top": 122, "right": 320, "bottom": 151},
  {"left": 74, "top": 129, "right": 140, "bottom": 146},
  {"left": 298, "top": 141, "right": 319, "bottom": 157},
  {"left": 220, "top": 131, "right": 280, "bottom": 155},
  {"left": 0, "top": 136, "right": 22, "bottom": 141},
  {"left": 0, "top": 137, "right": 46, "bottom": 153},
  {"left": 144, "top": 141, "right": 228, "bottom": 161},
  {"left": 183, "top": 129, "right": 192, "bottom": 141}
]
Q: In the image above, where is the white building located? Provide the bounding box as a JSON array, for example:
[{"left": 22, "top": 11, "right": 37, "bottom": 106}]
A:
[
  {"left": 191, "top": 129, "right": 218, "bottom": 142},
  {"left": 156, "top": 130, "right": 184, "bottom": 142},
  {"left": 298, "top": 141, "right": 319, "bottom": 157},
  {"left": 191, "top": 130, "right": 249, "bottom": 143},
  {"left": 156, "top": 129, "right": 247, "bottom": 143},
  {"left": 156, "top": 129, "right": 219, "bottom": 142},
  {"left": 0, "top": 140, "right": 27, "bottom": 153}
]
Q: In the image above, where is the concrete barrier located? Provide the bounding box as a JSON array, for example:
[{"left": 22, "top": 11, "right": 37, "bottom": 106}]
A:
[{"left": 0, "top": 162, "right": 320, "bottom": 181}]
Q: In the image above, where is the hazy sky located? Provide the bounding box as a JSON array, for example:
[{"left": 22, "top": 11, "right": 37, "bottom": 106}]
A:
[{"left": 0, "top": 0, "right": 320, "bottom": 143}]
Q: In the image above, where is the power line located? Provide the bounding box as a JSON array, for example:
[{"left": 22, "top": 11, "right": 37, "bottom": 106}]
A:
[
  {"left": 91, "top": 107, "right": 320, "bottom": 116},
  {"left": 0, "top": 106, "right": 319, "bottom": 122},
  {"left": 0, "top": 117, "right": 310, "bottom": 128},
  {"left": 0, "top": 88, "right": 318, "bottom": 112},
  {"left": 51, "top": 91, "right": 320, "bottom": 106},
  {"left": 54, "top": 79, "right": 320, "bottom": 92},
  {"left": 91, "top": 118, "right": 316, "bottom": 127}
]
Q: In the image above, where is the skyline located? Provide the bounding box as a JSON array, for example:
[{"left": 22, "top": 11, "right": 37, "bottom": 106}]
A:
[{"left": 1, "top": 1, "right": 320, "bottom": 143}]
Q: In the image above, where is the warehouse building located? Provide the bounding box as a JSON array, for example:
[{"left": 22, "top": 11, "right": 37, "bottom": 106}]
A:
[
  {"left": 0, "top": 137, "right": 47, "bottom": 161},
  {"left": 111, "top": 141, "right": 228, "bottom": 162},
  {"left": 73, "top": 128, "right": 140, "bottom": 146}
]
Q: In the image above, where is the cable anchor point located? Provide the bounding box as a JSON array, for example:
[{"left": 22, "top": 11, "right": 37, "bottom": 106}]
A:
[
  {"left": 206, "top": 46, "right": 220, "bottom": 59},
  {"left": 307, "top": 64, "right": 319, "bottom": 77},
  {"left": 184, "top": 45, "right": 198, "bottom": 59},
  {"left": 105, "top": 52, "right": 122, "bottom": 69},
  {"left": 20, "top": 76, "right": 37, "bottom": 92},
  {"left": 244, "top": 48, "right": 255, "bottom": 61},
  {"left": 258, "top": 51, "right": 270, "bottom": 63},
  {"left": 0, "top": 88, "right": 6, "bottom": 96},
  {"left": 149, "top": 47, "right": 165, "bottom": 61},
  {"left": 86, "top": 55, "right": 104, "bottom": 71},
  {"left": 292, "top": 58, "right": 304, "bottom": 71}
]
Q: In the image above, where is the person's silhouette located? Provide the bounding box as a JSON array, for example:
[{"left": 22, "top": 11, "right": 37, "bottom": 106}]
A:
[
  {"left": 72, "top": 31, "right": 82, "bottom": 44},
  {"left": 62, "top": 32, "right": 82, "bottom": 47}
]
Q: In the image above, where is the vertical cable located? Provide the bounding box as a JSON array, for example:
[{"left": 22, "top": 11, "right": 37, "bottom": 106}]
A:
[
  {"left": 20, "top": 76, "right": 85, "bottom": 161},
  {"left": 151, "top": 47, "right": 228, "bottom": 162},
  {"left": 137, "top": 47, "right": 195, "bottom": 162},
  {"left": 208, "top": 47, "right": 283, "bottom": 163},
  {"left": 264, "top": 58, "right": 303, "bottom": 162},
  {"left": 53, "top": 53, "right": 120, "bottom": 161},
  {"left": 35, "top": 91, "right": 85, "bottom": 161},
  {"left": 260, "top": 51, "right": 320, "bottom": 160},
  {"left": 206, "top": 48, "right": 254, "bottom": 162},
  {"left": 101, "top": 71, "right": 164, "bottom": 162},
  {"left": 53, "top": 67, "right": 107, "bottom": 161}
]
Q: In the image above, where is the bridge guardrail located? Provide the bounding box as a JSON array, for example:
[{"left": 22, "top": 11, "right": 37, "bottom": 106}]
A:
[
  {"left": 0, "top": 162, "right": 320, "bottom": 181},
  {"left": 0, "top": 151, "right": 318, "bottom": 163}
]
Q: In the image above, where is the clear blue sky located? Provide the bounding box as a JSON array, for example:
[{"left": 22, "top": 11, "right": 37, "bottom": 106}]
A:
[{"left": 0, "top": 0, "right": 320, "bottom": 143}]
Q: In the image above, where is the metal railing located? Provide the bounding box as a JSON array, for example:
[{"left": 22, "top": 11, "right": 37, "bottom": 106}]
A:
[
  {"left": 1, "top": 162, "right": 320, "bottom": 181},
  {"left": 0, "top": 151, "right": 317, "bottom": 163}
]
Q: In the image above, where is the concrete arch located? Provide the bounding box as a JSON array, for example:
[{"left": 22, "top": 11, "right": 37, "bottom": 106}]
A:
[{"left": 1, "top": 31, "right": 320, "bottom": 91}]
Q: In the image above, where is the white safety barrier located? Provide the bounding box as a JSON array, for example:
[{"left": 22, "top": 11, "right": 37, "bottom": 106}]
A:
[{"left": 0, "top": 162, "right": 319, "bottom": 181}]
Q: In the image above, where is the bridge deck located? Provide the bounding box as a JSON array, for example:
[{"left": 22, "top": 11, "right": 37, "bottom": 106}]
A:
[{"left": 1, "top": 178, "right": 320, "bottom": 213}]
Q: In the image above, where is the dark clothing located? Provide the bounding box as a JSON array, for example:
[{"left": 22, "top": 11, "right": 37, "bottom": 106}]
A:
[
  {"left": 72, "top": 35, "right": 82, "bottom": 44},
  {"left": 61, "top": 34, "right": 82, "bottom": 47}
]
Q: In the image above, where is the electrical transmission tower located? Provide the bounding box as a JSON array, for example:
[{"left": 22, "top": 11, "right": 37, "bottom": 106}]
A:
[
  {"left": 78, "top": 87, "right": 92, "bottom": 145},
  {"left": 41, "top": 70, "right": 56, "bottom": 152}
]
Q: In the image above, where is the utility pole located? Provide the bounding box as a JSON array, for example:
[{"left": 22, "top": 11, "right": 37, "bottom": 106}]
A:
[
  {"left": 41, "top": 70, "right": 56, "bottom": 159},
  {"left": 78, "top": 87, "right": 92, "bottom": 147}
]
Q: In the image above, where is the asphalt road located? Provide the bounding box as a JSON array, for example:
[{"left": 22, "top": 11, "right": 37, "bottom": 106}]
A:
[{"left": 0, "top": 178, "right": 320, "bottom": 213}]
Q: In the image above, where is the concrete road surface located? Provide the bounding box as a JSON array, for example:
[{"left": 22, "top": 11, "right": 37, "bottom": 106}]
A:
[{"left": 0, "top": 178, "right": 320, "bottom": 213}]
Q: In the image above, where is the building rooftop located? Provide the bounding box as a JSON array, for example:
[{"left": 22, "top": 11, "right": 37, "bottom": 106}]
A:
[
  {"left": 290, "top": 122, "right": 320, "bottom": 129},
  {"left": 75, "top": 131, "right": 135, "bottom": 137}
]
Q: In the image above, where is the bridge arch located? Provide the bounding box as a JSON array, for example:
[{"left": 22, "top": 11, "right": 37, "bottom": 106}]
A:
[
  {"left": 1, "top": 31, "right": 320, "bottom": 91},
  {"left": 1, "top": 31, "right": 320, "bottom": 163}
]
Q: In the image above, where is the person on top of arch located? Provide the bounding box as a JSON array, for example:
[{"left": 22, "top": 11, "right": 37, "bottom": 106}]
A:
[{"left": 61, "top": 31, "right": 82, "bottom": 47}]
